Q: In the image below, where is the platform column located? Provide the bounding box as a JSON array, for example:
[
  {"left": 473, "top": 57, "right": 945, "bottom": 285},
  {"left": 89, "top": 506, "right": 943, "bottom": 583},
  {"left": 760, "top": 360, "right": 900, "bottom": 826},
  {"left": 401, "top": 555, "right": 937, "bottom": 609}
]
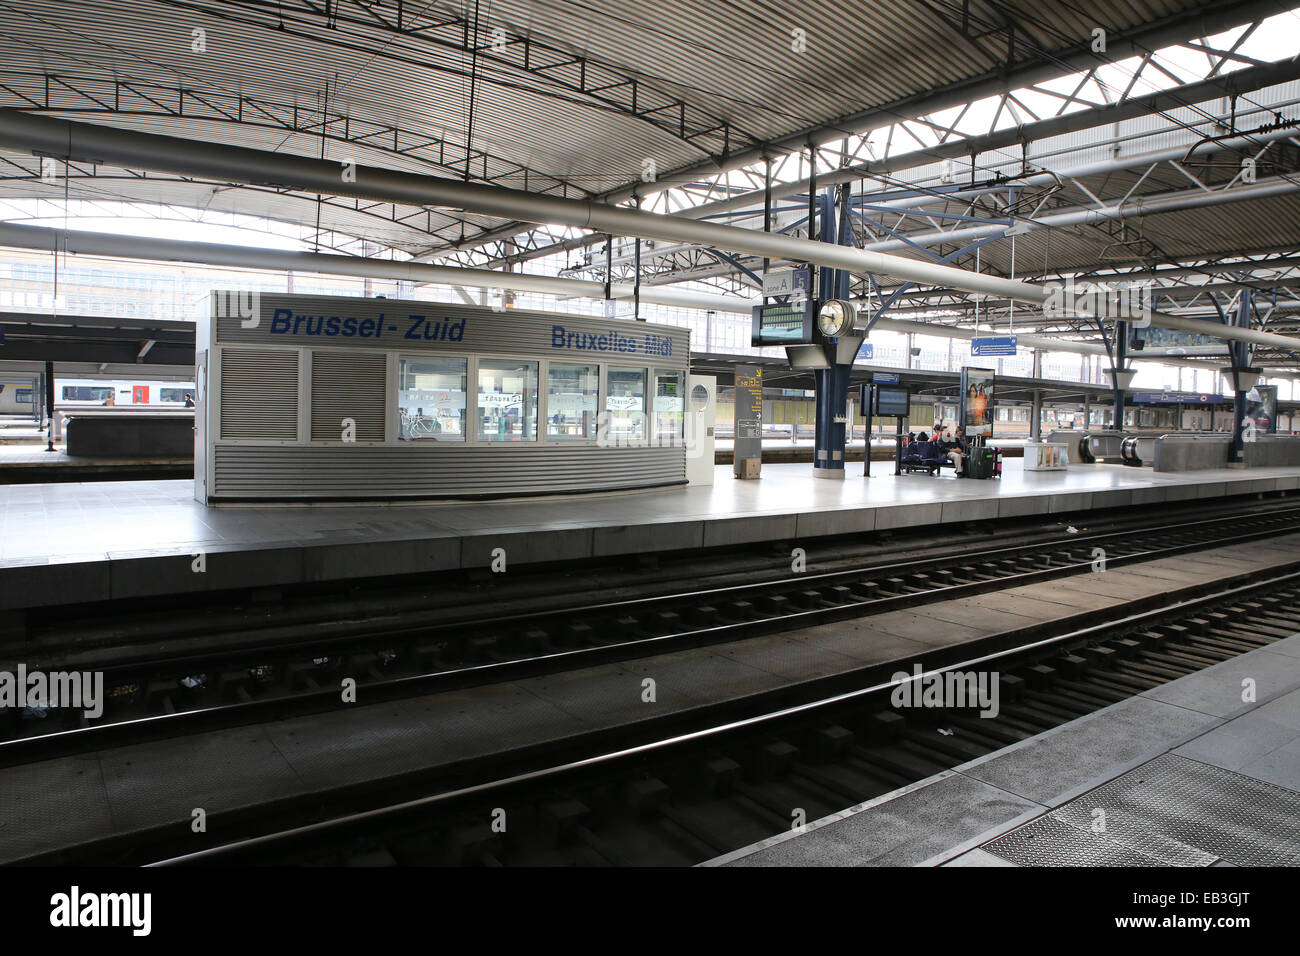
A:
[
  {"left": 1227, "top": 290, "right": 1256, "bottom": 463},
  {"left": 1110, "top": 321, "right": 1129, "bottom": 431},
  {"left": 43, "top": 359, "right": 54, "bottom": 453}
]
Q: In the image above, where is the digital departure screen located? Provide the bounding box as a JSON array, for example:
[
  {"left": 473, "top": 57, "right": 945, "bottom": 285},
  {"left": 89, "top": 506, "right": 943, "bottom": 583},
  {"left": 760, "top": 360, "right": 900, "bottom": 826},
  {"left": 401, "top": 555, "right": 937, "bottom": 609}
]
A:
[
  {"left": 874, "top": 386, "right": 910, "bottom": 417},
  {"left": 751, "top": 300, "right": 813, "bottom": 347}
]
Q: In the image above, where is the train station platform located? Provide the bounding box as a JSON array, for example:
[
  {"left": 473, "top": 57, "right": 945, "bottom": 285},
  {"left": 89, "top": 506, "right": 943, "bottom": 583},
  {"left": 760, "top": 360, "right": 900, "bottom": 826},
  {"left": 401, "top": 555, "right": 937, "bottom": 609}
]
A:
[
  {"left": 710, "top": 634, "right": 1300, "bottom": 867},
  {"left": 4, "top": 459, "right": 1300, "bottom": 611}
]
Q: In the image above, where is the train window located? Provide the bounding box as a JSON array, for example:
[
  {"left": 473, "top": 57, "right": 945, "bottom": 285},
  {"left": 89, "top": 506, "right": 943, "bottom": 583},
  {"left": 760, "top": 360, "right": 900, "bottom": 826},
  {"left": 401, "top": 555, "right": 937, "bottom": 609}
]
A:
[
  {"left": 653, "top": 368, "right": 685, "bottom": 442},
  {"left": 477, "top": 358, "right": 538, "bottom": 442},
  {"left": 546, "top": 363, "right": 598, "bottom": 440},
  {"left": 399, "top": 355, "right": 467, "bottom": 441},
  {"left": 61, "top": 386, "right": 114, "bottom": 402},
  {"left": 606, "top": 367, "right": 647, "bottom": 442},
  {"left": 160, "top": 388, "right": 189, "bottom": 403}
]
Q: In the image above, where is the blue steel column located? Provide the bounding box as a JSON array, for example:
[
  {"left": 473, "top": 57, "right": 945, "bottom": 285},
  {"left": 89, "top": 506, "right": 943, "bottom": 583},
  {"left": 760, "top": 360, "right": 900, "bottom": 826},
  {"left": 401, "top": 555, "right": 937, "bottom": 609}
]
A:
[
  {"left": 1112, "top": 321, "right": 1128, "bottom": 430},
  {"left": 1230, "top": 289, "right": 1253, "bottom": 463},
  {"left": 813, "top": 187, "right": 850, "bottom": 479}
]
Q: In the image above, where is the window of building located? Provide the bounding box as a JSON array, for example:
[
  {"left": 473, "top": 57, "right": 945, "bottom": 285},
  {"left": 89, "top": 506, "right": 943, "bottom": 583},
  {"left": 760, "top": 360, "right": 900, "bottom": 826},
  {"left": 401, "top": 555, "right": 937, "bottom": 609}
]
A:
[
  {"left": 606, "top": 366, "right": 647, "bottom": 441},
  {"left": 398, "top": 355, "right": 467, "bottom": 441},
  {"left": 477, "top": 358, "right": 538, "bottom": 441},
  {"left": 546, "top": 363, "right": 598, "bottom": 440},
  {"left": 653, "top": 368, "right": 684, "bottom": 442}
]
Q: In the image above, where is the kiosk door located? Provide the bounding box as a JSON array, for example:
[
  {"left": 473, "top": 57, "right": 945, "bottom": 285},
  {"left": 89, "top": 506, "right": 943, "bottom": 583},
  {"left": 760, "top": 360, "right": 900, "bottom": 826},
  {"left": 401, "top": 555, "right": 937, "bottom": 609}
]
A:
[{"left": 686, "top": 374, "right": 716, "bottom": 486}]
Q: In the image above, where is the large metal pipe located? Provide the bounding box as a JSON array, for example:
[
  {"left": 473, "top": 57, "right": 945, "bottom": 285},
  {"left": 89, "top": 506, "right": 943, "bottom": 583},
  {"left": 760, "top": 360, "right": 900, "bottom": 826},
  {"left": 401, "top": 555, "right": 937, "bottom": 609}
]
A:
[
  {"left": 1, "top": 111, "right": 1298, "bottom": 354},
  {"left": 587, "top": 160, "right": 1300, "bottom": 273},
  {"left": 453, "top": 54, "right": 1300, "bottom": 263},
  {"left": 0, "top": 110, "right": 1063, "bottom": 304},
  {"left": 10, "top": 219, "right": 1300, "bottom": 380},
  {"left": 0, "top": 219, "right": 1102, "bottom": 359}
]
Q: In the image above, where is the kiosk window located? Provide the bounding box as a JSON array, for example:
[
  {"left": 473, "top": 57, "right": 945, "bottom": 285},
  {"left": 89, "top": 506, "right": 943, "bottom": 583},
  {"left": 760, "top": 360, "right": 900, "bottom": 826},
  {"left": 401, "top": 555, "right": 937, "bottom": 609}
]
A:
[
  {"left": 547, "top": 363, "right": 598, "bottom": 440},
  {"left": 653, "top": 368, "right": 684, "bottom": 441},
  {"left": 478, "top": 358, "right": 538, "bottom": 442},
  {"left": 399, "top": 355, "right": 467, "bottom": 441},
  {"left": 606, "top": 367, "right": 647, "bottom": 441}
]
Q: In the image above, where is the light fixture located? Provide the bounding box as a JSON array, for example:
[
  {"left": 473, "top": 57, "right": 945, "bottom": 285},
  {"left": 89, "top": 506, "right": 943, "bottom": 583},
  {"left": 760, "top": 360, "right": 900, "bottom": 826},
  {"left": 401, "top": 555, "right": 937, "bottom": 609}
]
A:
[
  {"left": 1106, "top": 367, "right": 1137, "bottom": 390},
  {"left": 1227, "top": 367, "right": 1262, "bottom": 391},
  {"left": 816, "top": 299, "right": 857, "bottom": 338}
]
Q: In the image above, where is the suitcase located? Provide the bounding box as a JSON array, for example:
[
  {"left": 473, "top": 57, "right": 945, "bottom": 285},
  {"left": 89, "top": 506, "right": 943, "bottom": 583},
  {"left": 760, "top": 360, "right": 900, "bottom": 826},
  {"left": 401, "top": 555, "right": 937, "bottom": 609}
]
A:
[{"left": 965, "top": 447, "right": 996, "bottom": 480}]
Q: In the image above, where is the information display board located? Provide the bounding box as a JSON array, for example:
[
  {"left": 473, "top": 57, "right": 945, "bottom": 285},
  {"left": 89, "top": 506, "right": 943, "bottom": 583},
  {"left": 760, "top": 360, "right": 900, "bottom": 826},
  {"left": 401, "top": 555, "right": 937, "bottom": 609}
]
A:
[
  {"left": 733, "top": 364, "right": 763, "bottom": 477},
  {"left": 874, "top": 385, "right": 910, "bottom": 417},
  {"left": 751, "top": 300, "right": 814, "bottom": 346},
  {"left": 961, "top": 367, "right": 995, "bottom": 437}
]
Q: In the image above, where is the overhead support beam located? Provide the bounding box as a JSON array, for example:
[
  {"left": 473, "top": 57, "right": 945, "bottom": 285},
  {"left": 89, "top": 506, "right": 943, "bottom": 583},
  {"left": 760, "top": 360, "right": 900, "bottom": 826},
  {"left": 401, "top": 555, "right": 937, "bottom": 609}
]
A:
[
  {"left": 853, "top": 174, "right": 1300, "bottom": 257},
  {"left": 0, "top": 220, "right": 1102, "bottom": 361},
  {"left": 0, "top": 219, "right": 1274, "bottom": 381},
  {"left": 671, "top": 59, "right": 1300, "bottom": 223},
  {"left": 448, "top": 20, "right": 1300, "bottom": 259},
  {"left": 0, "top": 108, "right": 1053, "bottom": 298},
  {"left": 503, "top": 115, "right": 1300, "bottom": 274},
  {"left": 1, "top": 112, "right": 1298, "bottom": 355}
]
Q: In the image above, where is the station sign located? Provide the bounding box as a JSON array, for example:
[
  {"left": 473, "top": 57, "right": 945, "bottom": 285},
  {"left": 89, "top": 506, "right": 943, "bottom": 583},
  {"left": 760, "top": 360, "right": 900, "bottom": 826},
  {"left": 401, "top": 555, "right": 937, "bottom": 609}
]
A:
[
  {"left": 762, "top": 267, "right": 810, "bottom": 298},
  {"left": 856, "top": 342, "right": 874, "bottom": 361},
  {"left": 1130, "top": 391, "right": 1218, "bottom": 405},
  {"left": 734, "top": 364, "right": 763, "bottom": 477},
  {"left": 971, "top": 336, "right": 1017, "bottom": 356},
  {"left": 873, "top": 372, "right": 900, "bottom": 384}
]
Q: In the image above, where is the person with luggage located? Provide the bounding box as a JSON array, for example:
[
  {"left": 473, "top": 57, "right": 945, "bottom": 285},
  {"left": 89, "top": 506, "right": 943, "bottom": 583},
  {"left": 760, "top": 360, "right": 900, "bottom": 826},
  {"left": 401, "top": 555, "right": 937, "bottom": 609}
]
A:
[{"left": 943, "top": 426, "right": 969, "bottom": 477}]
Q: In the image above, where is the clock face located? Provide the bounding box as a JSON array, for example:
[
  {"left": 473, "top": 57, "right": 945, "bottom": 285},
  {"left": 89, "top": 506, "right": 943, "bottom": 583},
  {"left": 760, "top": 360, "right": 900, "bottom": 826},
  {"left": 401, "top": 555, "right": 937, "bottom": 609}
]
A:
[{"left": 817, "top": 300, "right": 854, "bottom": 337}]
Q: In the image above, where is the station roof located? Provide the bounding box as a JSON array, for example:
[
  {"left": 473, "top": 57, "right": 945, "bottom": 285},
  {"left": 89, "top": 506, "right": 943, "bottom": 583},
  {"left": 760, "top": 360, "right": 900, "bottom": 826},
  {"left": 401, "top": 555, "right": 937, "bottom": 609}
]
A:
[
  {"left": 0, "top": 311, "right": 194, "bottom": 366},
  {"left": 0, "top": 0, "right": 1270, "bottom": 255}
]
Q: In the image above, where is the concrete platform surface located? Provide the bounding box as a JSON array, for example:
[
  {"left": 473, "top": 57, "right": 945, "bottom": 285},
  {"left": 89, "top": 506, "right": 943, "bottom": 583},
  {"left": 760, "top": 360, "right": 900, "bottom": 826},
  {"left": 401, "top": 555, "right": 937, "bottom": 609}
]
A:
[
  {"left": 2, "top": 459, "right": 1298, "bottom": 609},
  {"left": 710, "top": 635, "right": 1300, "bottom": 867}
]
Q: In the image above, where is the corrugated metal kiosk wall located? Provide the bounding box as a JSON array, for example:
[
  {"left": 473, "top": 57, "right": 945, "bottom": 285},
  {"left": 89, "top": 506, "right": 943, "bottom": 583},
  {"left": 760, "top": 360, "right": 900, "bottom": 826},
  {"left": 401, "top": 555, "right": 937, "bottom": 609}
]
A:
[{"left": 196, "top": 292, "right": 691, "bottom": 501}]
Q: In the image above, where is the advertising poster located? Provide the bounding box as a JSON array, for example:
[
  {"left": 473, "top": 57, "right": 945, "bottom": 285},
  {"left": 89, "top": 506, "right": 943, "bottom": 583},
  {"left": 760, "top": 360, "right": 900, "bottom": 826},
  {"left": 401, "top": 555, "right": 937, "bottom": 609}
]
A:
[
  {"left": 961, "top": 367, "right": 995, "bottom": 437},
  {"left": 1245, "top": 384, "right": 1277, "bottom": 435}
]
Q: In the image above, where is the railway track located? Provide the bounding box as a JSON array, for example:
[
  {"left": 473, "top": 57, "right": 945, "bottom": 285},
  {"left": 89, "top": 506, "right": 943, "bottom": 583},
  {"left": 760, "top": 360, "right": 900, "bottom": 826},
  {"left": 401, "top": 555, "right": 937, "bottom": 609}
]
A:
[
  {"left": 145, "top": 568, "right": 1300, "bottom": 867},
  {"left": 5, "top": 499, "right": 1300, "bottom": 764}
]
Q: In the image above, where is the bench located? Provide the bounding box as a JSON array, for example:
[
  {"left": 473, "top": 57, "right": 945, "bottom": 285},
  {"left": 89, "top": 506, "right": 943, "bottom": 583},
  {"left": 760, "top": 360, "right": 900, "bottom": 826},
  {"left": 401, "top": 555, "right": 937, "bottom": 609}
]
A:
[{"left": 899, "top": 440, "right": 956, "bottom": 475}]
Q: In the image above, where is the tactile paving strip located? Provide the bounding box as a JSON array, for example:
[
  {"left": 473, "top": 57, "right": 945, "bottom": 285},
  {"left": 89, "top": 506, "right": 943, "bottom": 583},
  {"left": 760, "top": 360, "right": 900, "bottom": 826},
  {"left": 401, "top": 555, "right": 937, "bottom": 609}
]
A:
[{"left": 983, "top": 753, "right": 1300, "bottom": 867}]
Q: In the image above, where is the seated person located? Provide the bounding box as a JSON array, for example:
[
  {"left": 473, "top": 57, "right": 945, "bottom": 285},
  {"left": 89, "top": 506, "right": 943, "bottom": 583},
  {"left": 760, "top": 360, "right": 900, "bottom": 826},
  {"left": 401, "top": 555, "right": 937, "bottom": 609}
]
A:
[
  {"left": 916, "top": 431, "right": 930, "bottom": 443},
  {"left": 943, "top": 426, "right": 969, "bottom": 475}
]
